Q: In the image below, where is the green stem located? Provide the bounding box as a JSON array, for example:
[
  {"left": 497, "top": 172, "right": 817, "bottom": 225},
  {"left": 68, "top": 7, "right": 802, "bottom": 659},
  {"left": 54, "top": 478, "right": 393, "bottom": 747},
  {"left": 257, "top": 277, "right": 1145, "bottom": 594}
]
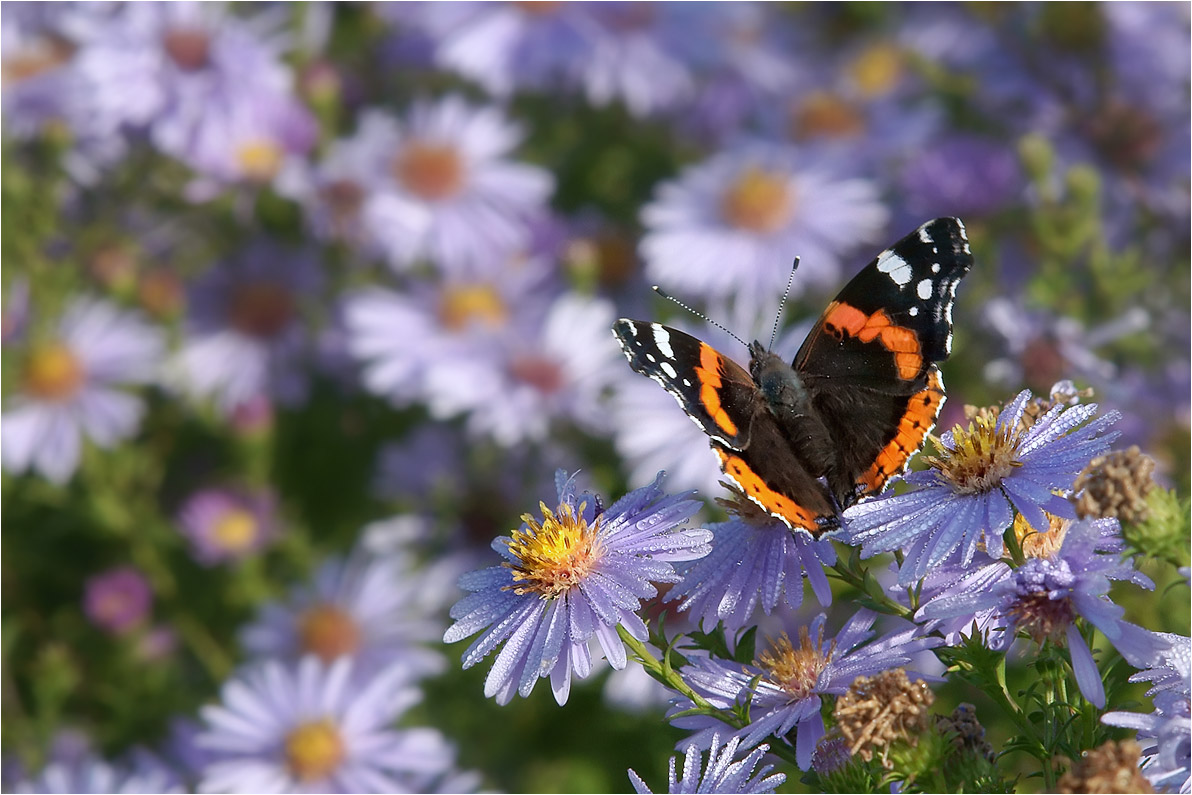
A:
[{"left": 617, "top": 625, "right": 714, "bottom": 711}]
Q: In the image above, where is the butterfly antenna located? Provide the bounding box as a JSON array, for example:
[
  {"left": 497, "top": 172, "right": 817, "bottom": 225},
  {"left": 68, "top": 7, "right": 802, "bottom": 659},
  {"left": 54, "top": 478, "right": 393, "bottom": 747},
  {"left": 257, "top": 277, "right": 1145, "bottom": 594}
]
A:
[
  {"left": 768, "top": 257, "right": 800, "bottom": 350},
  {"left": 651, "top": 285, "right": 750, "bottom": 349}
]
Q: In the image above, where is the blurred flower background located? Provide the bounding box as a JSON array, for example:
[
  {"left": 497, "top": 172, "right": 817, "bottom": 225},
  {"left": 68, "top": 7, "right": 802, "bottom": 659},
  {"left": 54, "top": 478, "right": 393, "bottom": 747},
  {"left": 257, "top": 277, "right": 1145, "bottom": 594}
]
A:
[{"left": 1, "top": 2, "right": 1188, "bottom": 793}]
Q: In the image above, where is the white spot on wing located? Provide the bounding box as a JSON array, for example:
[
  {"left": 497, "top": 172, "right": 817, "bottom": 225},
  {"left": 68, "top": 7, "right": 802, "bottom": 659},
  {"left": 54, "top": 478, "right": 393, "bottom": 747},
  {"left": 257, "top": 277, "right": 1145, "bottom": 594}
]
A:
[
  {"left": 652, "top": 325, "right": 675, "bottom": 359},
  {"left": 876, "top": 250, "right": 913, "bottom": 287},
  {"left": 917, "top": 279, "right": 933, "bottom": 300},
  {"left": 931, "top": 262, "right": 940, "bottom": 273},
  {"left": 909, "top": 306, "right": 919, "bottom": 317},
  {"left": 646, "top": 353, "right": 656, "bottom": 363},
  {"left": 918, "top": 225, "right": 933, "bottom": 244},
  {"left": 660, "top": 361, "right": 678, "bottom": 379}
]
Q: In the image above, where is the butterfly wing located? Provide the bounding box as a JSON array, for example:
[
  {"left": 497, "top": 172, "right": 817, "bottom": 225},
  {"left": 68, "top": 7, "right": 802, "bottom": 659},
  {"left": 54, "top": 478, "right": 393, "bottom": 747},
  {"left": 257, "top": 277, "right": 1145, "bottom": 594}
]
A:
[
  {"left": 613, "top": 319, "right": 838, "bottom": 533},
  {"left": 793, "top": 217, "right": 974, "bottom": 504}
]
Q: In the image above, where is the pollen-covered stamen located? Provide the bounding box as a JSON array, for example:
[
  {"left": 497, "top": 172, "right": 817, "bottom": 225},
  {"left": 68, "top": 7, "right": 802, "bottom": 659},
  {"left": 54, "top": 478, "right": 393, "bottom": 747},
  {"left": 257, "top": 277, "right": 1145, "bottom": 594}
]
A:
[
  {"left": 298, "top": 604, "right": 362, "bottom": 662},
  {"left": 504, "top": 501, "right": 603, "bottom": 598},
  {"left": 757, "top": 626, "right": 832, "bottom": 702},
  {"left": 1014, "top": 512, "right": 1070, "bottom": 560},
  {"left": 437, "top": 285, "right": 509, "bottom": 332},
  {"left": 394, "top": 140, "right": 465, "bottom": 201},
  {"left": 1006, "top": 558, "right": 1076, "bottom": 644},
  {"left": 923, "top": 414, "right": 1023, "bottom": 494}
]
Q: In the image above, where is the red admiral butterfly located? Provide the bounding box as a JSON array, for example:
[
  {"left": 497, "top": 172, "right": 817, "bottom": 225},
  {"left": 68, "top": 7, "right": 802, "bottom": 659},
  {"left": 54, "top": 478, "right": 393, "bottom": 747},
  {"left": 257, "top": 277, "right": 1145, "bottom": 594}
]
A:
[{"left": 613, "top": 217, "right": 973, "bottom": 536}]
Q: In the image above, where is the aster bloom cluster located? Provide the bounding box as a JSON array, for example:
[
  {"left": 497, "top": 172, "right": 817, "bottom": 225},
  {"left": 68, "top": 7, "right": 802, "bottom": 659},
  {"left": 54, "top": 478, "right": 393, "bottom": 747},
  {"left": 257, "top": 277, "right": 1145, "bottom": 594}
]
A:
[{"left": 3, "top": 3, "right": 1189, "bottom": 794}]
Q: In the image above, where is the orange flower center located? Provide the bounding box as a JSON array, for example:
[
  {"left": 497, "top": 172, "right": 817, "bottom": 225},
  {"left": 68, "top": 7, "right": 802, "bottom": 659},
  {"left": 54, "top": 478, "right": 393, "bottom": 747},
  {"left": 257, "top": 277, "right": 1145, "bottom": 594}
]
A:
[
  {"left": 284, "top": 719, "right": 345, "bottom": 782},
  {"left": 849, "top": 42, "right": 905, "bottom": 98},
  {"left": 24, "top": 342, "right": 85, "bottom": 402},
  {"left": 720, "top": 166, "right": 794, "bottom": 233},
  {"left": 509, "top": 355, "right": 565, "bottom": 395},
  {"left": 2, "top": 35, "right": 75, "bottom": 85},
  {"left": 792, "top": 92, "right": 866, "bottom": 141},
  {"left": 298, "top": 604, "right": 362, "bottom": 662},
  {"left": 394, "top": 141, "right": 465, "bottom": 201},
  {"left": 229, "top": 282, "right": 295, "bottom": 339},
  {"left": 162, "top": 28, "right": 211, "bottom": 72}
]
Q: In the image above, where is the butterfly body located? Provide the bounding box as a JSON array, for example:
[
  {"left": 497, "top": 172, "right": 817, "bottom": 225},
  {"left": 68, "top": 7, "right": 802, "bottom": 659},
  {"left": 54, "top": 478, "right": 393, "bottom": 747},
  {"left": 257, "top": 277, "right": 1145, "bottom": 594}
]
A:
[{"left": 613, "top": 217, "right": 973, "bottom": 535}]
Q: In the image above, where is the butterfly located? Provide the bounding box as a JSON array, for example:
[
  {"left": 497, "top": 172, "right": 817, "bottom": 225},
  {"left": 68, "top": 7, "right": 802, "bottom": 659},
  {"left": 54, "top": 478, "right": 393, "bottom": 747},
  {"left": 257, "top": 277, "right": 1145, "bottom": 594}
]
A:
[{"left": 613, "top": 217, "right": 973, "bottom": 535}]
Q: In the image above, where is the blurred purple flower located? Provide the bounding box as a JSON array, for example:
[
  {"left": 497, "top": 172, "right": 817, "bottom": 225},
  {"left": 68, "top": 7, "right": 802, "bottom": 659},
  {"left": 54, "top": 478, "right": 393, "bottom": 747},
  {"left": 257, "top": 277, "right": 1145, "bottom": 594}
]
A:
[
  {"left": 840, "top": 388, "right": 1120, "bottom": 585},
  {"left": 168, "top": 240, "right": 323, "bottom": 413},
  {"left": 197, "top": 658, "right": 458, "bottom": 794},
  {"left": 670, "top": 611, "right": 940, "bottom": 769},
  {"left": 400, "top": 2, "right": 593, "bottom": 98},
  {"left": 667, "top": 510, "right": 835, "bottom": 633},
  {"left": 900, "top": 134, "right": 1023, "bottom": 221},
  {"left": 72, "top": 2, "right": 296, "bottom": 154},
  {"left": 2, "top": 298, "right": 164, "bottom": 484},
  {"left": 578, "top": 3, "right": 695, "bottom": 117},
  {"left": 444, "top": 470, "right": 710, "bottom": 705},
  {"left": 12, "top": 748, "right": 180, "bottom": 794},
  {"left": 641, "top": 142, "right": 888, "bottom": 318},
  {"left": 628, "top": 734, "right": 786, "bottom": 795},
  {"left": 920, "top": 517, "right": 1164, "bottom": 708},
  {"left": 1103, "top": 632, "right": 1191, "bottom": 794},
  {"left": 83, "top": 566, "right": 153, "bottom": 636},
  {"left": 239, "top": 544, "right": 445, "bottom": 681},
  {"left": 305, "top": 98, "right": 552, "bottom": 274},
  {"left": 176, "top": 487, "right": 280, "bottom": 566}
]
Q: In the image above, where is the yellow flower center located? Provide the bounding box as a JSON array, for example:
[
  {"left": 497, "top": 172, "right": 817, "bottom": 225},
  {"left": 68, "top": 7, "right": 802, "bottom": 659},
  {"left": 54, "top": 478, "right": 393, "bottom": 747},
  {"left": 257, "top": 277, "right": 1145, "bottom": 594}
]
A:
[
  {"left": 923, "top": 414, "right": 1023, "bottom": 495},
  {"left": 24, "top": 342, "right": 85, "bottom": 402},
  {"left": 757, "top": 626, "right": 832, "bottom": 702},
  {"left": 237, "top": 139, "right": 284, "bottom": 182},
  {"left": 394, "top": 141, "right": 465, "bottom": 201},
  {"left": 791, "top": 92, "right": 866, "bottom": 141},
  {"left": 848, "top": 42, "right": 906, "bottom": 98},
  {"left": 720, "top": 166, "right": 794, "bottom": 234},
  {"left": 1014, "top": 512, "right": 1070, "bottom": 560},
  {"left": 138, "top": 269, "right": 185, "bottom": 318},
  {"left": 505, "top": 501, "right": 602, "bottom": 598},
  {"left": 229, "top": 281, "right": 295, "bottom": 339},
  {"left": 437, "top": 285, "right": 509, "bottom": 332},
  {"left": 284, "top": 719, "right": 346, "bottom": 782},
  {"left": 212, "top": 508, "right": 259, "bottom": 554},
  {"left": 298, "top": 604, "right": 362, "bottom": 662}
]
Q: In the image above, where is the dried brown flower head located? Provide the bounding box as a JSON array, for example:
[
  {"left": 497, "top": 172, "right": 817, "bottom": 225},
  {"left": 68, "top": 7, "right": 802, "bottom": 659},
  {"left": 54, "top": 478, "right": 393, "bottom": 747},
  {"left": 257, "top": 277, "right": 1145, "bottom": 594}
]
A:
[
  {"left": 833, "top": 668, "right": 934, "bottom": 767},
  {"left": 1056, "top": 739, "right": 1153, "bottom": 793},
  {"left": 1071, "top": 446, "right": 1156, "bottom": 523}
]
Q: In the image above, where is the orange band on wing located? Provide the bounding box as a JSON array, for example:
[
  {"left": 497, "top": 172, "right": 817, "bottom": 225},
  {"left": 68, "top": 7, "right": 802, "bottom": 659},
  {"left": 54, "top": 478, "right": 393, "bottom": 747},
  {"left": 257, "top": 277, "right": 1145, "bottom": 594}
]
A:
[
  {"left": 858, "top": 370, "right": 945, "bottom": 494},
  {"left": 696, "top": 344, "right": 739, "bottom": 436},
  {"left": 824, "top": 301, "right": 923, "bottom": 380},
  {"left": 715, "top": 448, "right": 822, "bottom": 533}
]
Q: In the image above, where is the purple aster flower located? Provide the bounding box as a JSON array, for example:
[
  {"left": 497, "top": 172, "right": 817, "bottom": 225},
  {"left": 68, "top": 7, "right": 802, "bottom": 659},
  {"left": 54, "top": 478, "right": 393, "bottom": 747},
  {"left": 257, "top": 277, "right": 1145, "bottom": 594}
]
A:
[
  {"left": 168, "top": 240, "right": 323, "bottom": 414},
  {"left": 176, "top": 487, "right": 280, "bottom": 566},
  {"left": 670, "top": 610, "right": 940, "bottom": 769},
  {"left": 640, "top": 141, "right": 888, "bottom": 319},
  {"left": 628, "top": 734, "right": 786, "bottom": 794},
  {"left": 899, "top": 134, "right": 1024, "bottom": 221},
  {"left": 2, "top": 297, "right": 164, "bottom": 484},
  {"left": 163, "top": 79, "right": 317, "bottom": 196},
  {"left": 839, "top": 387, "right": 1121, "bottom": 585},
  {"left": 400, "top": 2, "right": 594, "bottom": 98},
  {"left": 1104, "top": 633, "right": 1191, "bottom": 794},
  {"left": 578, "top": 3, "right": 695, "bottom": 118},
  {"left": 239, "top": 543, "right": 445, "bottom": 680},
  {"left": 919, "top": 516, "right": 1165, "bottom": 708},
  {"left": 307, "top": 98, "right": 552, "bottom": 274},
  {"left": 444, "top": 470, "right": 711, "bottom": 705},
  {"left": 197, "top": 657, "right": 458, "bottom": 793},
  {"left": 72, "top": 2, "right": 294, "bottom": 147},
  {"left": 667, "top": 504, "right": 836, "bottom": 633},
  {"left": 12, "top": 749, "right": 180, "bottom": 794},
  {"left": 83, "top": 566, "right": 153, "bottom": 636}
]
